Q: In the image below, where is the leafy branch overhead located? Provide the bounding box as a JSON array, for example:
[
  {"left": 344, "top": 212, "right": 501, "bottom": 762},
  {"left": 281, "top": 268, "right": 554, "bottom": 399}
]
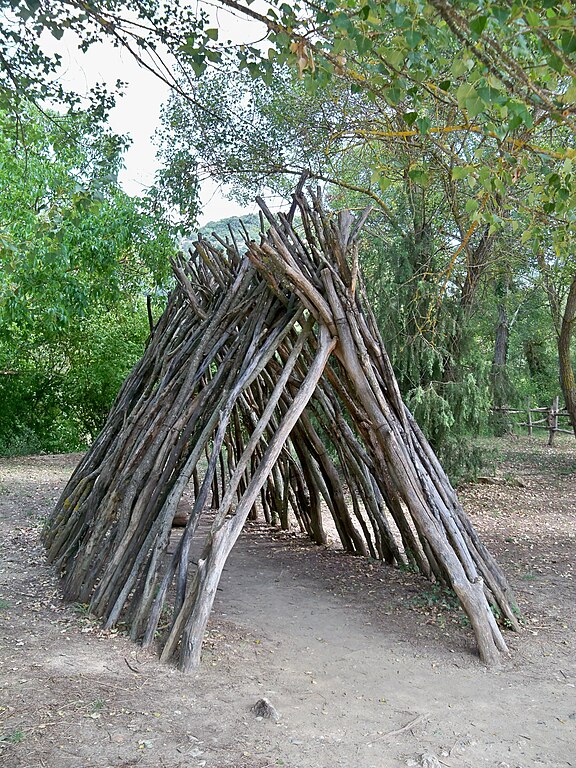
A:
[
  {"left": 0, "top": 100, "right": 176, "bottom": 455},
  {"left": 222, "top": 0, "right": 576, "bottom": 242},
  {"left": 4, "top": 2, "right": 575, "bottom": 233}
]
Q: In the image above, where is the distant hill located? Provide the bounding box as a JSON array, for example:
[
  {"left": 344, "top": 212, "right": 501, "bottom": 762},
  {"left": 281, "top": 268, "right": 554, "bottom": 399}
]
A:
[
  {"left": 197, "top": 213, "right": 262, "bottom": 245},
  {"left": 182, "top": 211, "right": 301, "bottom": 255}
]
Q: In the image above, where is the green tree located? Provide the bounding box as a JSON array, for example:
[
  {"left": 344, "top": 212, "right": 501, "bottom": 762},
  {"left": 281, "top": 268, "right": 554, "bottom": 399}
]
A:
[
  {"left": 0, "top": 104, "right": 175, "bottom": 453},
  {"left": 0, "top": 0, "right": 222, "bottom": 117},
  {"left": 204, "top": 0, "right": 576, "bottom": 435},
  {"left": 157, "top": 63, "right": 501, "bottom": 462}
]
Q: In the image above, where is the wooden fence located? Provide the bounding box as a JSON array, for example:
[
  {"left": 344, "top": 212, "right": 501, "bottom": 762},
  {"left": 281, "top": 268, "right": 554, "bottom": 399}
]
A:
[{"left": 491, "top": 396, "right": 574, "bottom": 446}]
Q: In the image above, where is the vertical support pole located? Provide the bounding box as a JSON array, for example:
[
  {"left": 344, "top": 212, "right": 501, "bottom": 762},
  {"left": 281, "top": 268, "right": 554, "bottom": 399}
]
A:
[
  {"left": 527, "top": 400, "right": 533, "bottom": 437},
  {"left": 548, "top": 396, "right": 559, "bottom": 446}
]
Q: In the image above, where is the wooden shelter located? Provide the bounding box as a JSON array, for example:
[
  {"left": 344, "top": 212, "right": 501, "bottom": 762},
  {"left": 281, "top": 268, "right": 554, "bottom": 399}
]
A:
[{"left": 43, "top": 191, "right": 519, "bottom": 671}]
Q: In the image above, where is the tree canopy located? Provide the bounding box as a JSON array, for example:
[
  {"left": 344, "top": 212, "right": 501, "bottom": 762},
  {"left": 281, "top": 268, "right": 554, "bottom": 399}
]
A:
[{"left": 0, "top": 102, "right": 175, "bottom": 453}]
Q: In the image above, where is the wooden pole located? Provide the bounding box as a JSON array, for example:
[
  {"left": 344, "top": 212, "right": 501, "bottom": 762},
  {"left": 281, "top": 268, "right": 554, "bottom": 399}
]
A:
[
  {"left": 548, "top": 396, "right": 559, "bottom": 446},
  {"left": 43, "top": 190, "right": 519, "bottom": 669}
]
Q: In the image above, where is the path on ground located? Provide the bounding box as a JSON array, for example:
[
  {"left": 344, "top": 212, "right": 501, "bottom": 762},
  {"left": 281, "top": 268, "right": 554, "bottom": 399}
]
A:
[{"left": 1, "top": 439, "right": 575, "bottom": 767}]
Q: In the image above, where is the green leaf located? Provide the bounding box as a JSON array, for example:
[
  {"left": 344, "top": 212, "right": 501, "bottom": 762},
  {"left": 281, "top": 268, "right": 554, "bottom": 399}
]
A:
[
  {"left": 371, "top": 169, "right": 394, "bottom": 192},
  {"left": 205, "top": 49, "right": 221, "bottom": 64},
  {"left": 561, "top": 32, "right": 576, "bottom": 55},
  {"left": 403, "top": 111, "right": 418, "bottom": 126},
  {"left": 476, "top": 85, "right": 504, "bottom": 106},
  {"left": 562, "top": 81, "right": 576, "bottom": 104},
  {"left": 385, "top": 86, "right": 404, "bottom": 105},
  {"left": 524, "top": 10, "right": 540, "bottom": 27},
  {"left": 408, "top": 167, "right": 430, "bottom": 186},
  {"left": 508, "top": 101, "right": 534, "bottom": 128},
  {"left": 359, "top": 5, "right": 371, "bottom": 21},
  {"left": 405, "top": 30, "right": 422, "bottom": 49},
  {"left": 333, "top": 12, "right": 353, "bottom": 32},
  {"left": 416, "top": 116, "right": 431, "bottom": 134},
  {"left": 205, "top": 28, "right": 218, "bottom": 41},
  {"left": 469, "top": 16, "right": 488, "bottom": 37},
  {"left": 491, "top": 5, "right": 510, "bottom": 24},
  {"left": 247, "top": 62, "right": 260, "bottom": 80},
  {"left": 355, "top": 34, "right": 373, "bottom": 56},
  {"left": 478, "top": 167, "right": 492, "bottom": 191},
  {"left": 452, "top": 166, "right": 473, "bottom": 181},
  {"left": 179, "top": 38, "right": 197, "bottom": 56},
  {"left": 456, "top": 83, "right": 484, "bottom": 117},
  {"left": 548, "top": 53, "right": 564, "bottom": 73},
  {"left": 451, "top": 59, "right": 468, "bottom": 78},
  {"left": 384, "top": 49, "right": 406, "bottom": 69},
  {"left": 190, "top": 59, "right": 206, "bottom": 77}
]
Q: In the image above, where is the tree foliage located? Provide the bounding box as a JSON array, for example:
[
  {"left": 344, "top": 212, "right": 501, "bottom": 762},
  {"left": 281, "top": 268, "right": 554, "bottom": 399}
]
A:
[
  {"left": 0, "top": 104, "right": 176, "bottom": 454},
  {"left": 206, "top": 0, "right": 576, "bottom": 443}
]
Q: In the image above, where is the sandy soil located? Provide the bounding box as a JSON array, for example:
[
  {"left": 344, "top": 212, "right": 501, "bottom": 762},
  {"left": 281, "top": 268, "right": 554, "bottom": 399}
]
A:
[{"left": 0, "top": 436, "right": 575, "bottom": 768}]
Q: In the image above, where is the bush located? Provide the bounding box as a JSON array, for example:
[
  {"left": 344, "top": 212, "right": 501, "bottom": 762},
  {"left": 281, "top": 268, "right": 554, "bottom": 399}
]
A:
[
  {"left": 435, "top": 436, "right": 492, "bottom": 487},
  {"left": 0, "top": 301, "right": 151, "bottom": 456}
]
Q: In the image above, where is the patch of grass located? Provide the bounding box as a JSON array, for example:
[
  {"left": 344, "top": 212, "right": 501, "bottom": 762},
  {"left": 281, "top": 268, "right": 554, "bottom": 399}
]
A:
[
  {"left": 410, "top": 583, "right": 460, "bottom": 611},
  {"left": 520, "top": 571, "right": 537, "bottom": 581},
  {"left": 72, "top": 602, "right": 92, "bottom": 617},
  {"left": 490, "top": 601, "right": 522, "bottom": 630},
  {"left": 26, "top": 509, "right": 47, "bottom": 525},
  {"left": 0, "top": 729, "right": 25, "bottom": 744},
  {"left": 0, "top": 598, "right": 10, "bottom": 611},
  {"left": 409, "top": 584, "right": 470, "bottom": 628},
  {"left": 398, "top": 559, "right": 419, "bottom": 575},
  {"left": 557, "top": 460, "right": 576, "bottom": 477}
]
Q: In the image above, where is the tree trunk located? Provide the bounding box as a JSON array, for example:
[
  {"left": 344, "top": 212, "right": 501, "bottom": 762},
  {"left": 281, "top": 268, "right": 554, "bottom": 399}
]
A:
[
  {"left": 558, "top": 276, "right": 576, "bottom": 437},
  {"left": 491, "top": 274, "right": 512, "bottom": 435},
  {"left": 443, "top": 227, "right": 494, "bottom": 382},
  {"left": 537, "top": 250, "right": 576, "bottom": 437}
]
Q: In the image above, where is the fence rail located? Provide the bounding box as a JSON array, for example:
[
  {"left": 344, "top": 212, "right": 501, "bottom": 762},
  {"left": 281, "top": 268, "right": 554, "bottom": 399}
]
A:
[{"left": 491, "top": 396, "right": 574, "bottom": 445}]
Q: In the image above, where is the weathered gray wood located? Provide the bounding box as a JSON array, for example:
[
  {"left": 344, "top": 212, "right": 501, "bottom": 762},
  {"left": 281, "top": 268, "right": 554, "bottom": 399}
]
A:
[
  {"left": 44, "top": 189, "right": 518, "bottom": 669},
  {"left": 548, "top": 396, "right": 560, "bottom": 446},
  {"left": 166, "top": 326, "right": 336, "bottom": 670}
]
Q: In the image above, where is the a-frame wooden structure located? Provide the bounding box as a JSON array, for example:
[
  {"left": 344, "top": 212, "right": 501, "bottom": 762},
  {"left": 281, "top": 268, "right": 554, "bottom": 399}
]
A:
[{"left": 44, "top": 192, "right": 518, "bottom": 670}]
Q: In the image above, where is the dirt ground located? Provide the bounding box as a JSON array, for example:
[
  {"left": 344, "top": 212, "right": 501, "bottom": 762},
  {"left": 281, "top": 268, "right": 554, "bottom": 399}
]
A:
[{"left": 0, "top": 435, "right": 575, "bottom": 768}]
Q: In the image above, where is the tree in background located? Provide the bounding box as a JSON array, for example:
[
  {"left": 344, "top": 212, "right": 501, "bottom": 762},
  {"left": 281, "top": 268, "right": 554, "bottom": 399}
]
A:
[
  {"left": 154, "top": 54, "right": 566, "bottom": 477},
  {"left": 0, "top": 105, "right": 175, "bottom": 454},
  {"left": 191, "top": 0, "right": 574, "bottom": 440},
  {"left": 209, "top": 0, "right": 576, "bottom": 443}
]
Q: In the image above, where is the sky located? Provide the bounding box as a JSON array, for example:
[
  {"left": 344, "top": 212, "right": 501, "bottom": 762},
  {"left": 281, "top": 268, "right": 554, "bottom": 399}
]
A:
[{"left": 47, "top": 3, "right": 268, "bottom": 226}]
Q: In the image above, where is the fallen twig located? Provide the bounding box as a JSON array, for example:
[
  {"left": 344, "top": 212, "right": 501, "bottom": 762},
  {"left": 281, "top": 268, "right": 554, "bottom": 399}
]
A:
[
  {"left": 371, "top": 712, "right": 428, "bottom": 742},
  {"left": 124, "top": 657, "right": 142, "bottom": 674}
]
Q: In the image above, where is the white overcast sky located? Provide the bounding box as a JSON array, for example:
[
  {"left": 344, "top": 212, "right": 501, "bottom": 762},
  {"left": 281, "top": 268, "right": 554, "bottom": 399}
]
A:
[{"left": 46, "top": 3, "right": 269, "bottom": 225}]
